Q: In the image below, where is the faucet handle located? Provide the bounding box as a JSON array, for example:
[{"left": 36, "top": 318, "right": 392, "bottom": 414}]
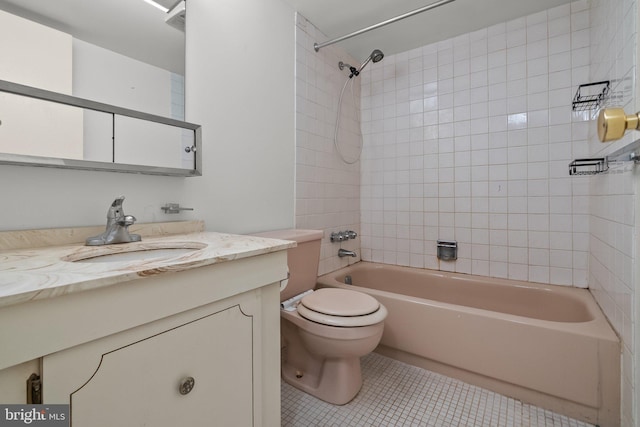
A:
[
  {"left": 331, "top": 231, "right": 348, "bottom": 242},
  {"left": 119, "top": 215, "right": 137, "bottom": 226},
  {"left": 119, "top": 213, "right": 141, "bottom": 242},
  {"left": 117, "top": 214, "right": 140, "bottom": 241}
]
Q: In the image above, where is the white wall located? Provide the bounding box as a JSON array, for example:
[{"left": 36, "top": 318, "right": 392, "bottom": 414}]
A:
[
  {"left": 73, "top": 39, "right": 186, "bottom": 168},
  {"left": 0, "top": 166, "right": 192, "bottom": 230},
  {"left": 184, "top": 0, "right": 296, "bottom": 234},
  {"left": 0, "top": 10, "right": 72, "bottom": 93},
  {"left": 0, "top": 0, "right": 296, "bottom": 236},
  {"left": 0, "top": 10, "right": 83, "bottom": 160},
  {"left": 73, "top": 39, "right": 174, "bottom": 115}
]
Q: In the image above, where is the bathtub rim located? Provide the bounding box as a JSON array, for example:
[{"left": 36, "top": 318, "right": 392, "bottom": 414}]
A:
[{"left": 316, "top": 261, "right": 618, "bottom": 342}]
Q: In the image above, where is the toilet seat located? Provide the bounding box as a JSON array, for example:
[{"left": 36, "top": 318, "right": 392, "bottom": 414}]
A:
[{"left": 297, "top": 288, "right": 387, "bottom": 327}]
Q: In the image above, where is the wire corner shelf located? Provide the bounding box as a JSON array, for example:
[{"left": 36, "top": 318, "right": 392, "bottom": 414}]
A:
[
  {"left": 572, "top": 81, "right": 610, "bottom": 112},
  {"left": 569, "top": 158, "right": 608, "bottom": 175},
  {"left": 569, "top": 138, "right": 640, "bottom": 176}
]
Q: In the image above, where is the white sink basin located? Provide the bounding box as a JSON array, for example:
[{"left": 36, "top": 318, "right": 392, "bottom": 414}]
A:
[{"left": 63, "top": 242, "right": 207, "bottom": 264}]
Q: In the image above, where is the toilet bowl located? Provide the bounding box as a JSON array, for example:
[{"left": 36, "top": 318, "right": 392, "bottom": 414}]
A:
[
  {"left": 281, "top": 288, "right": 387, "bottom": 404},
  {"left": 254, "top": 229, "right": 387, "bottom": 405}
]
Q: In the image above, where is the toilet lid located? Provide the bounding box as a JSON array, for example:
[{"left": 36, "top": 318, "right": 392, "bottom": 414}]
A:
[
  {"left": 300, "top": 288, "right": 380, "bottom": 317},
  {"left": 297, "top": 302, "right": 387, "bottom": 327}
]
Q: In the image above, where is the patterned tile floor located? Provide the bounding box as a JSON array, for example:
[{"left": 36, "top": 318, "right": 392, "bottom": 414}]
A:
[{"left": 281, "top": 352, "right": 595, "bottom": 427}]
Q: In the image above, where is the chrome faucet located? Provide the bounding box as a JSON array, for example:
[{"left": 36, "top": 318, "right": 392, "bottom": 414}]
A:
[
  {"left": 85, "top": 196, "right": 142, "bottom": 246},
  {"left": 338, "top": 248, "right": 357, "bottom": 258}
]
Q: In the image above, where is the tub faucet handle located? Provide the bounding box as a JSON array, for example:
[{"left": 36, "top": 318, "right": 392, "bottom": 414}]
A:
[
  {"left": 331, "top": 231, "right": 346, "bottom": 242},
  {"left": 331, "top": 230, "right": 358, "bottom": 242}
]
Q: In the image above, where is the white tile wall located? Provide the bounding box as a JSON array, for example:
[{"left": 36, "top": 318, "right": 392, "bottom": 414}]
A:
[
  {"left": 294, "top": 15, "right": 362, "bottom": 274},
  {"left": 588, "top": 0, "right": 637, "bottom": 425},
  {"left": 359, "top": 3, "right": 591, "bottom": 288}
]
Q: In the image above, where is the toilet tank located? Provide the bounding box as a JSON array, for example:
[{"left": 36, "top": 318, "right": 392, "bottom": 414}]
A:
[{"left": 253, "top": 229, "right": 323, "bottom": 301}]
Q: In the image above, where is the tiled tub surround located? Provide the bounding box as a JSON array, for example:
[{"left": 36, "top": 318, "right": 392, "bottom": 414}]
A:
[
  {"left": 294, "top": 14, "right": 363, "bottom": 275},
  {"left": 588, "top": 0, "right": 638, "bottom": 425},
  {"left": 359, "top": 2, "right": 592, "bottom": 287},
  {"left": 317, "top": 262, "right": 620, "bottom": 426}
]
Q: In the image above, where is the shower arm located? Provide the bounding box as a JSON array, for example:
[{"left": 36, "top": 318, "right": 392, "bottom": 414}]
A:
[{"left": 313, "top": 0, "right": 456, "bottom": 52}]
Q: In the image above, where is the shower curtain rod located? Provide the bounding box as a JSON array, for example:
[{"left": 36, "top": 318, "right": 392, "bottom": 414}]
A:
[{"left": 313, "top": 0, "right": 456, "bottom": 52}]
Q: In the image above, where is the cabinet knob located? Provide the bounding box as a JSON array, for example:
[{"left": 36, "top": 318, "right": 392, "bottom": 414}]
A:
[{"left": 179, "top": 376, "right": 195, "bottom": 395}]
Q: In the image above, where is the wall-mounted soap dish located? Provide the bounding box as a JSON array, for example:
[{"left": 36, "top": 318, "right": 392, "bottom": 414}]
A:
[{"left": 437, "top": 240, "right": 457, "bottom": 261}]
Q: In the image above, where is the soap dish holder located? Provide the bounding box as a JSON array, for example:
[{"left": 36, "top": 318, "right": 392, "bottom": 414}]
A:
[{"left": 437, "top": 240, "right": 458, "bottom": 261}]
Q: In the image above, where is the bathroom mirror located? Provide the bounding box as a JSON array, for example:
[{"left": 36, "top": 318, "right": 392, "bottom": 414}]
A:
[
  {"left": 0, "top": 80, "right": 201, "bottom": 176},
  {"left": 0, "top": 0, "right": 200, "bottom": 176}
]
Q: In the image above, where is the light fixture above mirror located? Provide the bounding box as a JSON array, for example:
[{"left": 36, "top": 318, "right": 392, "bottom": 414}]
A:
[{"left": 142, "top": 0, "right": 169, "bottom": 13}]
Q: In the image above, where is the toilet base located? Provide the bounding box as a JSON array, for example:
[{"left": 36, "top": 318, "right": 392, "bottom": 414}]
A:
[
  {"left": 279, "top": 306, "right": 385, "bottom": 406},
  {"left": 282, "top": 356, "right": 363, "bottom": 405}
]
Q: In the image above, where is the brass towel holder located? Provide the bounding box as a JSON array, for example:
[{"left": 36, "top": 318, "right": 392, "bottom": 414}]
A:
[
  {"left": 569, "top": 107, "right": 640, "bottom": 175},
  {"left": 597, "top": 108, "right": 640, "bottom": 142}
]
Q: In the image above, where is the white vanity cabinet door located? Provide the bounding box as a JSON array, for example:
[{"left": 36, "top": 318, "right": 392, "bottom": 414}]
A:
[{"left": 43, "top": 299, "right": 255, "bottom": 426}]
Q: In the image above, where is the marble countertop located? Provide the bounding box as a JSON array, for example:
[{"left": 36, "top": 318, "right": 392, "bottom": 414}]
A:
[{"left": 0, "top": 230, "right": 295, "bottom": 309}]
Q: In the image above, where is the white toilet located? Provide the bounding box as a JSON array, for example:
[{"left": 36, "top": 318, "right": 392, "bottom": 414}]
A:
[{"left": 256, "top": 229, "right": 387, "bottom": 405}]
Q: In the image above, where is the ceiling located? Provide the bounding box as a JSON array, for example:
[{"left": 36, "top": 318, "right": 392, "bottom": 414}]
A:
[
  {"left": 0, "top": 0, "right": 574, "bottom": 76},
  {"left": 0, "top": 0, "right": 184, "bottom": 74},
  {"left": 283, "top": 0, "right": 574, "bottom": 61}
]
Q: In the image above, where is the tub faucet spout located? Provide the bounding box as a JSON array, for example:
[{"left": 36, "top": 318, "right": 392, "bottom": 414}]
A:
[
  {"left": 85, "top": 196, "right": 142, "bottom": 246},
  {"left": 338, "top": 249, "right": 357, "bottom": 258}
]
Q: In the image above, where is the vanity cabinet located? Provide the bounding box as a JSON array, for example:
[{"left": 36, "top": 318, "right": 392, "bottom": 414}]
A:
[
  {"left": 0, "top": 247, "right": 287, "bottom": 427},
  {"left": 44, "top": 292, "right": 256, "bottom": 426}
]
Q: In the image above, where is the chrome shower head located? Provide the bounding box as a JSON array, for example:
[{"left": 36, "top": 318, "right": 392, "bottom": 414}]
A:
[
  {"left": 356, "top": 49, "right": 385, "bottom": 75},
  {"left": 346, "top": 49, "right": 385, "bottom": 78},
  {"left": 371, "top": 49, "right": 384, "bottom": 63}
]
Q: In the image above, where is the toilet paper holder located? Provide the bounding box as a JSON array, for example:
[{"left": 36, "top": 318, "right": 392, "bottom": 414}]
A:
[{"left": 437, "top": 240, "right": 457, "bottom": 261}]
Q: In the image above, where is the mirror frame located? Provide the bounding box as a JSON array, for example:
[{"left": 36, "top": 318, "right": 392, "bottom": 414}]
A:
[{"left": 0, "top": 79, "right": 201, "bottom": 177}]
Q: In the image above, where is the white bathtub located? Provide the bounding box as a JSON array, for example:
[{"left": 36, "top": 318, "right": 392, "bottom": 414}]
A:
[{"left": 317, "top": 262, "right": 620, "bottom": 426}]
